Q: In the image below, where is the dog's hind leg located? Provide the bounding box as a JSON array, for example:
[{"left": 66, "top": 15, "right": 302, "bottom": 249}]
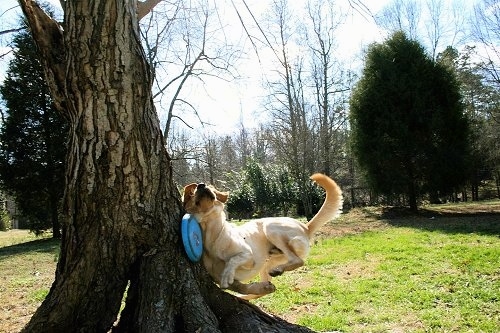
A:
[
  {"left": 229, "top": 280, "right": 276, "bottom": 299},
  {"left": 267, "top": 237, "right": 309, "bottom": 277}
]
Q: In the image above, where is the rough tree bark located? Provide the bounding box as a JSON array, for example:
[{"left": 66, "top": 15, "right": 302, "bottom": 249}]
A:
[{"left": 19, "top": 1, "right": 316, "bottom": 332}]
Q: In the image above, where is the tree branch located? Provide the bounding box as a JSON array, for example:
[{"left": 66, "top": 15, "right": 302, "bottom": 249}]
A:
[
  {"left": 138, "top": 0, "right": 163, "bottom": 20},
  {"left": 0, "top": 28, "right": 24, "bottom": 36},
  {"left": 17, "top": 0, "right": 67, "bottom": 116}
]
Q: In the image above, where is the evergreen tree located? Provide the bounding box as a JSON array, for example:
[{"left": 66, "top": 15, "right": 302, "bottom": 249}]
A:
[
  {"left": 350, "top": 31, "right": 470, "bottom": 211},
  {"left": 438, "top": 46, "right": 500, "bottom": 200},
  {"left": 0, "top": 27, "right": 67, "bottom": 237}
]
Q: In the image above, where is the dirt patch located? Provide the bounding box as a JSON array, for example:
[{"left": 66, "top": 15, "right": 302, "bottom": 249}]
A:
[
  {"left": 316, "top": 208, "right": 390, "bottom": 240},
  {"left": 290, "top": 273, "right": 315, "bottom": 290},
  {"left": 279, "top": 302, "right": 320, "bottom": 324},
  {"left": 317, "top": 220, "right": 389, "bottom": 239},
  {"left": 333, "top": 256, "right": 380, "bottom": 281},
  {"left": 349, "top": 308, "right": 426, "bottom": 333},
  {"left": 316, "top": 202, "right": 500, "bottom": 240}
]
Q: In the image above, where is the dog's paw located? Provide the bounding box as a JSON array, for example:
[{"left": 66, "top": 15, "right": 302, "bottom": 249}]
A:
[
  {"left": 263, "top": 281, "right": 276, "bottom": 293},
  {"left": 269, "top": 267, "right": 284, "bottom": 277},
  {"left": 246, "top": 281, "right": 276, "bottom": 296},
  {"left": 219, "top": 277, "right": 230, "bottom": 289},
  {"left": 220, "top": 272, "right": 234, "bottom": 289}
]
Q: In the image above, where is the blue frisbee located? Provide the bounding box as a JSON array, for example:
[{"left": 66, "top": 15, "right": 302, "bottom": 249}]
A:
[{"left": 181, "top": 214, "right": 203, "bottom": 262}]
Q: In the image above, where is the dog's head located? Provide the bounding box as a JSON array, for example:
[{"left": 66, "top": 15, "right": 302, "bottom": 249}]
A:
[{"left": 182, "top": 182, "right": 228, "bottom": 216}]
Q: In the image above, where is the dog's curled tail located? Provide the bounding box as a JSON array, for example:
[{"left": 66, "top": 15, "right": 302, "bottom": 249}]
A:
[{"left": 306, "top": 173, "right": 343, "bottom": 236}]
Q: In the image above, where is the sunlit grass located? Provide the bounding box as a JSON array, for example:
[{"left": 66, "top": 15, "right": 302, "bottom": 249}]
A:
[
  {"left": 256, "top": 218, "right": 499, "bottom": 332},
  {"left": 0, "top": 230, "right": 58, "bottom": 332},
  {"left": 1, "top": 201, "right": 499, "bottom": 332}
]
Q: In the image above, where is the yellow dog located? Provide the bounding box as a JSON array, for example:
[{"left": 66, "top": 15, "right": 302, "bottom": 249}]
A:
[{"left": 182, "top": 173, "right": 343, "bottom": 299}]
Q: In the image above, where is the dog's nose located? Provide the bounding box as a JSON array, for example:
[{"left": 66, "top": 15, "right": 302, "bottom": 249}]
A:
[{"left": 197, "top": 183, "right": 206, "bottom": 190}]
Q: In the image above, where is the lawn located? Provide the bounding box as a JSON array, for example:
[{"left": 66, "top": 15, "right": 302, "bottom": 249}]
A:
[
  {"left": 1, "top": 201, "right": 499, "bottom": 332},
  {"left": 0, "top": 230, "right": 59, "bottom": 332}
]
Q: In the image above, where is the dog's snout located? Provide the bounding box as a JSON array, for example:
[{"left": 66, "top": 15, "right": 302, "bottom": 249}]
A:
[{"left": 197, "top": 183, "right": 206, "bottom": 190}]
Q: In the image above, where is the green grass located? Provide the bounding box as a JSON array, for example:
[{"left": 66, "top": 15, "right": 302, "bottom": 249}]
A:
[
  {"left": 0, "top": 230, "right": 59, "bottom": 332},
  {"left": 1, "top": 202, "right": 499, "bottom": 332},
  {"left": 255, "top": 210, "right": 500, "bottom": 332}
]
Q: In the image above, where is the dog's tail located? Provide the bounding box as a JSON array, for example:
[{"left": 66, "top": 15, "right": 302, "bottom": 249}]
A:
[{"left": 306, "top": 173, "right": 343, "bottom": 236}]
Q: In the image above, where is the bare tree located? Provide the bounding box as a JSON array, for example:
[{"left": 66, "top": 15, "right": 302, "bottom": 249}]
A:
[
  {"left": 375, "top": 0, "right": 422, "bottom": 39},
  {"left": 17, "top": 1, "right": 314, "bottom": 331},
  {"left": 262, "top": 0, "right": 317, "bottom": 218},
  {"left": 1, "top": 6, "right": 28, "bottom": 59},
  {"left": 137, "top": 0, "right": 242, "bottom": 140},
  {"left": 235, "top": 120, "right": 252, "bottom": 166},
  {"left": 375, "top": 0, "right": 467, "bottom": 60},
  {"left": 306, "top": 0, "right": 350, "bottom": 177},
  {"left": 425, "top": 0, "right": 445, "bottom": 60},
  {"left": 471, "top": 0, "right": 500, "bottom": 87},
  {"left": 424, "top": 0, "right": 468, "bottom": 60}
]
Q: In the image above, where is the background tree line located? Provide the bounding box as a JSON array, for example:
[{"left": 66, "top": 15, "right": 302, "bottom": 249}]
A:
[
  {"left": 0, "top": 0, "right": 499, "bottom": 235},
  {"left": 169, "top": 0, "right": 499, "bottom": 216}
]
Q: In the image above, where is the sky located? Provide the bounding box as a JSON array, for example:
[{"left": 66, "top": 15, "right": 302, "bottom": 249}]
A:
[
  {"left": 175, "top": 0, "right": 392, "bottom": 134},
  {"left": 1, "top": 0, "right": 472, "bottom": 136},
  {"left": 151, "top": 0, "right": 393, "bottom": 135}
]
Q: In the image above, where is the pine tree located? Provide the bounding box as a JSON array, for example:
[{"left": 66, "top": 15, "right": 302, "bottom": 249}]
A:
[
  {"left": 350, "top": 31, "right": 471, "bottom": 211},
  {"left": 0, "top": 27, "right": 67, "bottom": 238}
]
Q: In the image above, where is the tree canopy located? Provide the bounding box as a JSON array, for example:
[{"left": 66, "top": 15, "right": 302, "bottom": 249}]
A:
[{"left": 350, "top": 31, "right": 471, "bottom": 211}]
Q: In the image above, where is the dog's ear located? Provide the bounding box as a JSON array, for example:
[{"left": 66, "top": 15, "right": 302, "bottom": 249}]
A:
[
  {"left": 182, "top": 183, "right": 197, "bottom": 203},
  {"left": 214, "top": 189, "right": 229, "bottom": 203}
]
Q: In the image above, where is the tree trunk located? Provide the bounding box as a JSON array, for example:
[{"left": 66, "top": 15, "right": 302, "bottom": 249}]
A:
[
  {"left": 42, "top": 101, "right": 63, "bottom": 239},
  {"left": 49, "top": 190, "right": 61, "bottom": 239},
  {"left": 407, "top": 180, "right": 418, "bottom": 212},
  {"left": 496, "top": 170, "right": 500, "bottom": 199},
  {"left": 19, "top": 1, "right": 315, "bottom": 332}
]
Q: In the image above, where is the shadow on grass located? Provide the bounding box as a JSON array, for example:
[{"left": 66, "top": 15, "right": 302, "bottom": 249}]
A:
[
  {"left": 380, "top": 207, "right": 500, "bottom": 236},
  {"left": 0, "top": 238, "right": 60, "bottom": 260}
]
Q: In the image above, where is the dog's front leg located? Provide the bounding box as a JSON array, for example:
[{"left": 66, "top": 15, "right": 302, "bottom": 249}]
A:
[{"left": 220, "top": 252, "right": 253, "bottom": 289}]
